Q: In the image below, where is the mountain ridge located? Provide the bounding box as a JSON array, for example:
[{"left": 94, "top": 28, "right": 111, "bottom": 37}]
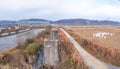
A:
[
  {"left": 0, "top": 18, "right": 120, "bottom": 26},
  {"left": 55, "top": 19, "right": 120, "bottom": 26}
]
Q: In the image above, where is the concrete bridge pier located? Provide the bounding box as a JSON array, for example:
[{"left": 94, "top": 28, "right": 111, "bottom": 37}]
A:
[
  {"left": 30, "top": 27, "right": 32, "bottom": 30},
  {"left": 30, "top": 24, "right": 32, "bottom": 30},
  {"left": 44, "top": 28, "right": 59, "bottom": 66},
  {"left": 16, "top": 29, "right": 19, "bottom": 34},
  {"left": 8, "top": 31, "right": 11, "bottom": 35}
]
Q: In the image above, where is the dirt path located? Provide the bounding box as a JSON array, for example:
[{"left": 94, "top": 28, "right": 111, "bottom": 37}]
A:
[{"left": 60, "top": 28, "right": 109, "bottom": 69}]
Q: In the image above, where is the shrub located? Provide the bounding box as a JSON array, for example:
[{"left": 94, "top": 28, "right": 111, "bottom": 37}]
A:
[
  {"left": 0, "top": 53, "right": 12, "bottom": 64},
  {"left": 65, "top": 56, "right": 72, "bottom": 67},
  {"left": 23, "top": 50, "right": 29, "bottom": 59},
  {"left": 26, "top": 43, "right": 39, "bottom": 54},
  {"left": 0, "top": 58, "right": 4, "bottom": 64}
]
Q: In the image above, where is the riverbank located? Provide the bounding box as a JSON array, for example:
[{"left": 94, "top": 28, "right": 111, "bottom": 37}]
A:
[
  {"left": 0, "top": 29, "right": 45, "bottom": 51},
  {"left": 0, "top": 46, "right": 17, "bottom": 58},
  {"left": 0, "top": 28, "right": 49, "bottom": 69}
]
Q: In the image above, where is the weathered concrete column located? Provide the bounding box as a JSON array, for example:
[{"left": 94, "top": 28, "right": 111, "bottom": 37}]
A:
[
  {"left": 44, "top": 39, "right": 51, "bottom": 64},
  {"left": 8, "top": 31, "right": 11, "bottom": 35},
  {"left": 50, "top": 29, "right": 58, "bottom": 40},
  {"left": 0, "top": 32, "right": 1, "bottom": 37},
  {"left": 15, "top": 26, "right": 19, "bottom": 34},
  {"left": 16, "top": 29, "right": 19, "bottom": 34},
  {"left": 8, "top": 26, "right": 11, "bottom": 35},
  {"left": 43, "top": 28, "right": 59, "bottom": 66}
]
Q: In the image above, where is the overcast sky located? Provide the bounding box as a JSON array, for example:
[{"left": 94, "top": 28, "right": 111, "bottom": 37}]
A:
[{"left": 0, "top": 0, "right": 120, "bottom": 21}]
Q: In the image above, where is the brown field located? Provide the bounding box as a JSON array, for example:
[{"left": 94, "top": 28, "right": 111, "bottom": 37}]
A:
[
  {"left": 64, "top": 26, "right": 120, "bottom": 66},
  {"left": 66, "top": 26, "right": 120, "bottom": 51}
]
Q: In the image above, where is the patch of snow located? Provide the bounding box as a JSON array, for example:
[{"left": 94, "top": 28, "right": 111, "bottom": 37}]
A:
[{"left": 93, "top": 32, "right": 115, "bottom": 38}]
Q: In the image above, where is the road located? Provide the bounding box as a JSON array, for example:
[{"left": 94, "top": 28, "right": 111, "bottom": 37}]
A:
[{"left": 60, "top": 28, "right": 117, "bottom": 69}]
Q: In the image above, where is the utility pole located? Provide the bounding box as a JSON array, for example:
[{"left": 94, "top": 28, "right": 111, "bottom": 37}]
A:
[{"left": 107, "top": 17, "right": 110, "bottom": 26}]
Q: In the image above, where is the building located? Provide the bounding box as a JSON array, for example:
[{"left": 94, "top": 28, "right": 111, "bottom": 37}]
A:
[{"left": 44, "top": 28, "right": 59, "bottom": 66}]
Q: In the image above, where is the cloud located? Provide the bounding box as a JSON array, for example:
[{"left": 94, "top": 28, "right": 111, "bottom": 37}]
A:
[
  {"left": 58, "top": 0, "right": 120, "bottom": 20},
  {"left": 0, "top": 0, "right": 59, "bottom": 11},
  {"left": 95, "top": 5, "right": 120, "bottom": 16},
  {"left": 0, "top": 0, "right": 120, "bottom": 21}
]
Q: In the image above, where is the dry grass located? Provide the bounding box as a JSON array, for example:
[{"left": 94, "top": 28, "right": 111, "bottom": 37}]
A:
[
  {"left": 66, "top": 27, "right": 120, "bottom": 66},
  {"left": 66, "top": 26, "right": 120, "bottom": 51},
  {"left": 64, "top": 26, "right": 120, "bottom": 66}
]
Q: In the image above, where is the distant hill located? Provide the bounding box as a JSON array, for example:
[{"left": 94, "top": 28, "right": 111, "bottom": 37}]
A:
[
  {"left": 55, "top": 19, "right": 120, "bottom": 26},
  {"left": 0, "top": 20, "right": 17, "bottom": 26},
  {"left": 20, "top": 18, "right": 51, "bottom": 22},
  {"left": 0, "top": 18, "right": 120, "bottom": 26},
  {"left": 0, "top": 19, "right": 51, "bottom": 26},
  {"left": 18, "top": 19, "right": 52, "bottom": 24}
]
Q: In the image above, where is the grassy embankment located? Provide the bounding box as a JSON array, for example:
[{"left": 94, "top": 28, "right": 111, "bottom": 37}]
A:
[
  {"left": 64, "top": 27, "right": 120, "bottom": 66},
  {"left": 0, "top": 27, "right": 51, "bottom": 68}
]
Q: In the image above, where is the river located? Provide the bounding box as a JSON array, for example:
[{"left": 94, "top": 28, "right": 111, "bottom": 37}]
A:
[
  {"left": 32, "top": 51, "right": 44, "bottom": 69},
  {"left": 0, "top": 29, "right": 45, "bottom": 51}
]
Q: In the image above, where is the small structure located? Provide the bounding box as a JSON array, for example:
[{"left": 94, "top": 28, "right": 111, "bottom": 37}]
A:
[
  {"left": 0, "top": 27, "right": 1, "bottom": 32},
  {"left": 44, "top": 28, "right": 59, "bottom": 66},
  {"left": 15, "top": 26, "right": 19, "bottom": 29}
]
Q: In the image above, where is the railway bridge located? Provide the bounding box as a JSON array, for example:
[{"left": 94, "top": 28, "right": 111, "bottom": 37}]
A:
[{"left": 0, "top": 25, "right": 46, "bottom": 37}]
